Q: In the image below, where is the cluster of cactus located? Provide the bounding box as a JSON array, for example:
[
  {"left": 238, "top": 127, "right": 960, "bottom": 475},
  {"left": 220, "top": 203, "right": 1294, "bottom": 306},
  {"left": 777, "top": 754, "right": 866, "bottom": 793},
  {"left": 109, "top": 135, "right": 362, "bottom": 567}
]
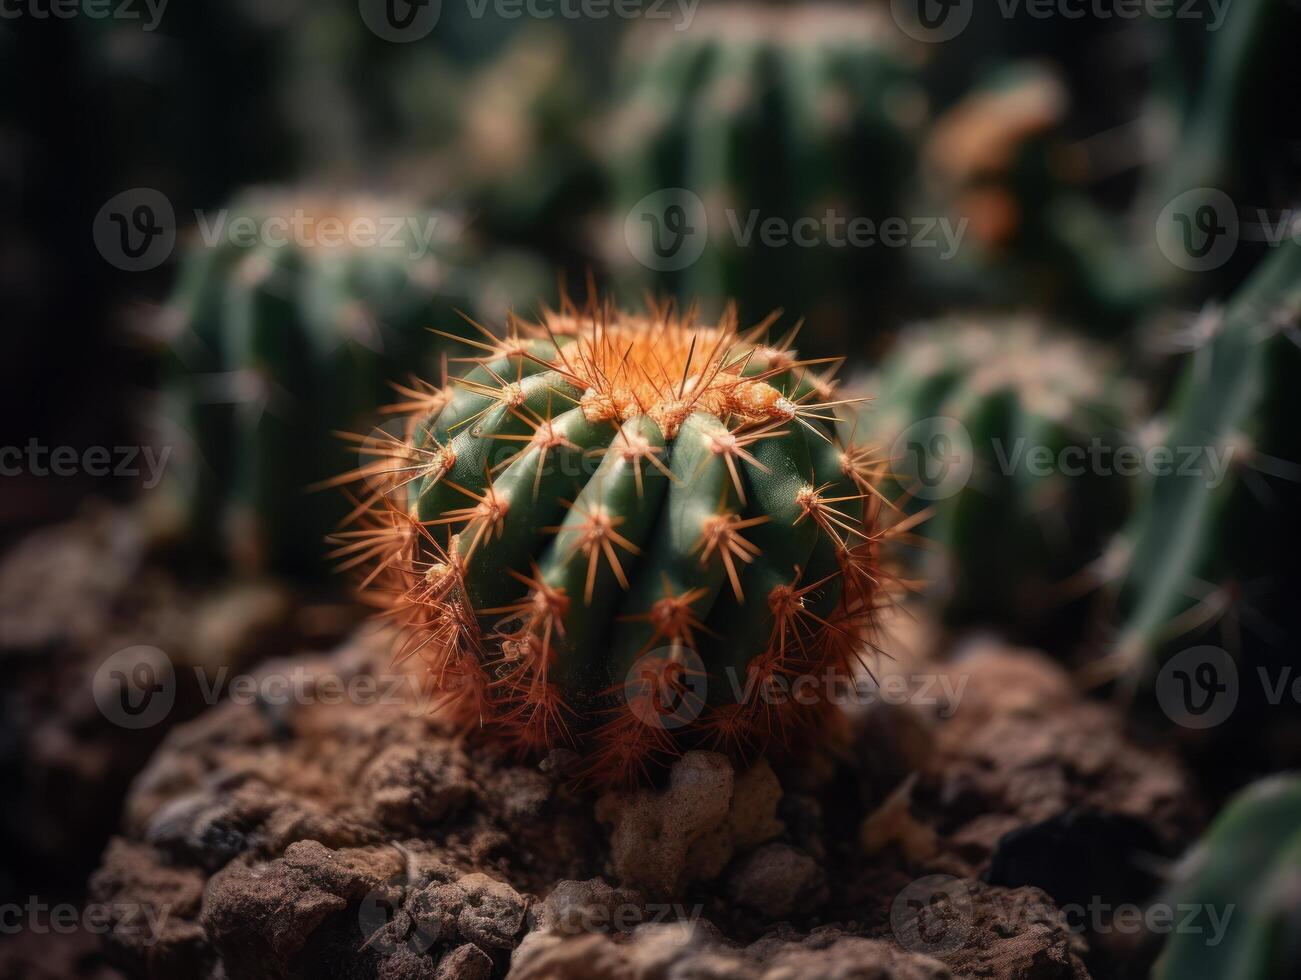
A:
[
  {"left": 1153, "top": 774, "right": 1301, "bottom": 980},
  {"left": 920, "top": 0, "right": 1301, "bottom": 326},
  {"left": 855, "top": 318, "right": 1138, "bottom": 638},
  {"left": 1097, "top": 238, "right": 1301, "bottom": 690},
  {"left": 608, "top": 4, "right": 926, "bottom": 349},
  {"left": 155, "top": 189, "right": 545, "bottom": 578},
  {"left": 338, "top": 300, "right": 888, "bottom": 782}
]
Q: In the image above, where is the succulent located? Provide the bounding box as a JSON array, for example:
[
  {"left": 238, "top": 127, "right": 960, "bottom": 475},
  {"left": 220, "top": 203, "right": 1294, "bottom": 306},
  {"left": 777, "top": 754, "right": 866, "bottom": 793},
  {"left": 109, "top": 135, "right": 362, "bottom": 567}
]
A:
[
  {"left": 855, "top": 319, "right": 1138, "bottom": 638},
  {"left": 155, "top": 190, "right": 546, "bottom": 578},
  {"left": 608, "top": 4, "right": 926, "bottom": 351},
  {"left": 921, "top": 0, "right": 1301, "bottom": 326},
  {"left": 1095, "top": 238, "right": 1301, "bottom": 689},
  {"left": 1153, "top": 774, "right": 1301, "bottom": 980},
  {"left": 338, "top": 302, "right": 890, "bottom": 782}
]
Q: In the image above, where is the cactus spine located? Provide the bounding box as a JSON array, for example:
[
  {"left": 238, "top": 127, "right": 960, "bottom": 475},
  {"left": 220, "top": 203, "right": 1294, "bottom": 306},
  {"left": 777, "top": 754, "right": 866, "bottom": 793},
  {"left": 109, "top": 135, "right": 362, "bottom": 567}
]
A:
[
  {"left": 340, "top": 302, "right": 887, "bottom": 782},
  {"left": 857, "top": 319, "right": 1137, "bottom": 636}
]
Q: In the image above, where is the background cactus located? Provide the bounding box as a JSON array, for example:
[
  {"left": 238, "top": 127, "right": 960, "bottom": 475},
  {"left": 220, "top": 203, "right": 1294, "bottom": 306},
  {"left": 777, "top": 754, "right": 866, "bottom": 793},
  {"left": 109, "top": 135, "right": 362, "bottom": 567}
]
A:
[
  {"left": 855, "top": 319, "right": 1139, "bottom": 640},
  {"left": 155, "top": 190, "right": 548, "bottom": 578},
  {"left": 607, "top": 4, "right": 926, "bottom": 352},
  {"left": 1153, "top": 773, "right": 1301, "bottom": 980},
  {"left": 1093, "top": 238, "right": 1301, "bottom": 695},
  {"left": 341, "top": 302, "right": 888, "bottom": 782}
]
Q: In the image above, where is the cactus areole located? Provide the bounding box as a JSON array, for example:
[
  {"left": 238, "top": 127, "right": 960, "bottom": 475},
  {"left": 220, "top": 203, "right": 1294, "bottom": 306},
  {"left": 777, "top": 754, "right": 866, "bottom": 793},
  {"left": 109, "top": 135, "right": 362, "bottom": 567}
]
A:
[{"left": 336, "top": 302, "right": 889, "bottom": 783}]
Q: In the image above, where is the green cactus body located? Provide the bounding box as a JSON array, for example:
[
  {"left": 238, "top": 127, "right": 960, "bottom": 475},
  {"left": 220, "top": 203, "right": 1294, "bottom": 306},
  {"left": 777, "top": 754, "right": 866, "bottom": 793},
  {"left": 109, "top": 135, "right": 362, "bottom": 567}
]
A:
[
  {"left": 855, "top": 320, "right": 1137, "bottom": 637},
  {"left": 158, "top": 191, "right": 540, "bottom": 578},
  {"left": 1153, "top": 774, "right": 1301, "bottom": 980},
  {"left": 609, "top": 5, "right": 925, "bottom": 350},
  {"left": 1104, "top": 239, "right": 1301, "bottom": 686},
  {"left": 345, "top": 305, "right": 883, "bottom": 782}
]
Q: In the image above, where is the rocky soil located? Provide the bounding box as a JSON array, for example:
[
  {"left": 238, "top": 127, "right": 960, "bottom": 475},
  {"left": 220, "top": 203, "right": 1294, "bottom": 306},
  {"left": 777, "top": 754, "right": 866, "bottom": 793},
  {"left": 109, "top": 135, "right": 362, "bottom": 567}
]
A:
[
  {"left": 57, "top": 621, "right": 1202, "bottom": 980},
  {"left": 0, "top": 505, "right": 358, "bottom": 897}
]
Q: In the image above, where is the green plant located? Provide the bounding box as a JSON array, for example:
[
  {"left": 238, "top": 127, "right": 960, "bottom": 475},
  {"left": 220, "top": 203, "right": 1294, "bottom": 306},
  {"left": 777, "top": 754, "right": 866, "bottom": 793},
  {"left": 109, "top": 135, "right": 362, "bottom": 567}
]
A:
[
  {"left": 920, "top": 0, "right": 1301, "bottom": 326},
  {"left": 607, "top": 4, "right": 926, "bottom": 351},
  {"left": 155, "top": 189, "right": 546, "bottom": 578},
  {"left": 338, "top": 301, "right": 890, "bottom": 782},
  {"left": 1153, "top": 774, "right": 1301, "bottom": 980},
  {"left": 855, "top": 318, "right": 1138, "bottom": 637},
  {"left": 1093, "top": 238, "right": 1301, "bottom": 689}
]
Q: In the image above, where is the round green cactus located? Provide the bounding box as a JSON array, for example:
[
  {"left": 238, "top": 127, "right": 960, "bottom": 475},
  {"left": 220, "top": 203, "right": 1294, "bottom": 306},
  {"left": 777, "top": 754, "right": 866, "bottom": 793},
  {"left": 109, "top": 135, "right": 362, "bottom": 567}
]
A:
[
  {"left": 338, "top": 302, "right": 888, "bottom": 782},
  {"left": 856, "top": 319, "right": 1138, "bottom": 637},
  {"left": 608, "top": 4, "right": 926, "bottom": 350},
  {"left": 155, "top": 190, "right": 545, "bottom": 578}
]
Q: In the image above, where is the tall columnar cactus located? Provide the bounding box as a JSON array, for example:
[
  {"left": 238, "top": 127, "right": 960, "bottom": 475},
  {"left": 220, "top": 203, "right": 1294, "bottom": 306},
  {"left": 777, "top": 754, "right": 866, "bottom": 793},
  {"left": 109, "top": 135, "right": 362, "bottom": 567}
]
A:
[
  {"left": 1096, "top": 238, "right": 1301, "bottom": 688},
  {"left": 156, "top": 190, "right": 544, "bottom": 578},
  {"left": 338, "top": 302, "right": 889, "bottom": 782},
  {"left": 608, "top": 4, "right": 926, "bottom": 350},
  {"left": 856, "top": 319, "right": 1138, "bottom": 637},
  {"left": 1153, "top": 774, "right": 1301, "bottom": 980}
]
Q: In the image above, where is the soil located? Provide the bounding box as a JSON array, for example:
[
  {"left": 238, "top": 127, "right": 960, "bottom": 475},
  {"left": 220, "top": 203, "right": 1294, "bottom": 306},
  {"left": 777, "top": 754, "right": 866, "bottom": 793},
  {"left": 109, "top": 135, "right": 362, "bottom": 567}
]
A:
[
  {"left": 48, "top": 624, "right": 1198, "bottom": 979},
  {"left": 0, "top": 510, "right": 1206, "bottom": 979},
  {"left": 0, "top": 505, "right": 359, "bottom": 900}
]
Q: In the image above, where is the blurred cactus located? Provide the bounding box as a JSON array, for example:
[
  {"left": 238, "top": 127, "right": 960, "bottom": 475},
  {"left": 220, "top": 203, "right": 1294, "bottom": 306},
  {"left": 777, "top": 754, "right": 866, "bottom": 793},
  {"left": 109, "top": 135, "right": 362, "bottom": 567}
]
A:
[
  {"left": 856, "top": 319, "right": 1138, "bottom": 637},
  {"left": 1093, "top": 238, "right": 1301, "bottom": 690},
  {"left": 921, "top": 0, "right": 1301, "bottom": 326},
  {"left": 1153, "top": 774, "right": 1301, "bottom": 980},
  {"left": 337, "top": 301, "right": 890, "bottom": 782},
  {"left": 607, "top": 4, "right": 926, "bottom": 352},
  {"left": 154, "top": 190, "right": 547, "bottom": 578}
]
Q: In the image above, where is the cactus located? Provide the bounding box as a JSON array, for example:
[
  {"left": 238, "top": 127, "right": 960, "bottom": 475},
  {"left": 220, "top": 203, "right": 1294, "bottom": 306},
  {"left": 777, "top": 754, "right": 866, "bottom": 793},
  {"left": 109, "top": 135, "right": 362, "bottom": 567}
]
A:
[
  {"left": 337, "top": 301, "right": 889, "bottom": 783},
  {"left": 921, "top": 0, "right": 1301, "bottom": 326},
  {"left": 856, "top": 319, "right": 1138, "bottom": 638},
  {"left": 608, "top": 4, "right": 926, "bottom": 351},
  {"left": 1153, "top": 774, "right": 1301, "bottom": 980},
  {"left": 155, "top": 190, "right": 546, "bottom": 578},
  {"left": 1094, "top": 238, "right": 1301, "bottom": 690}
]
